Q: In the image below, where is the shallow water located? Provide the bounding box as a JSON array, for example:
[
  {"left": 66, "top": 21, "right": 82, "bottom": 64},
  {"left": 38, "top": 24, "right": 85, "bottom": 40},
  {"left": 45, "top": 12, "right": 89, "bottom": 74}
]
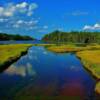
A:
[{"left": 0, "top": 46, "right": 98, "bottom": 100}]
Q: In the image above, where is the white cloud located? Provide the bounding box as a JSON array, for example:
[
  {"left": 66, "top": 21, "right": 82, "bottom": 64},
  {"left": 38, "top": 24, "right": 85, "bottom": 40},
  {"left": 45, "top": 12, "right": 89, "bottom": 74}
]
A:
[
  {"left": 13, "top": 19, "right": 39, "bottom": 28},
  {"left": 66, "top": 11, "right": 89, "bottom": 16},
  {"left": 0, "top": 2, "right": 39, "bottom": 32},
  {"left": 0, "top": 2, "right": 38, "bottom": 17},
  {"left": 72, "top": 11, "right": 89, "bottom": 16},
  {"left": 17, "top": 20, "right": 23, "bottom": 24},
  {"left": 0, "top": 7, "right": 4, "bottom": 14},
  {"left": 83, "top": 25, "right": 94, "bottom": 30},
  {"left": 0, "top": 6, "right": 14, "bottom": 17},
  {"left": 43, "top": 25, "right": 48, "bottom": 29},
  {"left": 27, "top": 3, "right": 38, "bottom": 16},
  {"left": 94, "top": 23, "right": 100, "bottom": 29},
  {"left": 83, "top": 23, "right": 100, "bottom": 30},
  {"left": 16, "top": 2, "right": 28, "bottom": 8},
  {"left": 0, "top": 18, "right": 9, "bottom": 22}
]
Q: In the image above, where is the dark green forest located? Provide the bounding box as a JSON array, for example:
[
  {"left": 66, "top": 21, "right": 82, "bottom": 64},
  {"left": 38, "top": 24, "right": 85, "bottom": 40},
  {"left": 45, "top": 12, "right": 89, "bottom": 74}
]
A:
[
  {"left": 0, "top": 33, "right": 34, "bottom": 41},
  {"left": 42, "top": 30, "right": 100, "bottom": 43}
]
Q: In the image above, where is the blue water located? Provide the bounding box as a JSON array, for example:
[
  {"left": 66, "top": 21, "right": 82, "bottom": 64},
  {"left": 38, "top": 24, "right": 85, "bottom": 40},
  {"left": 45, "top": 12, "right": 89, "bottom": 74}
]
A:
[
  {"left": 0, "top": 40, "right": 45, "bottom": 44},
  {"left": 0, "top": 46, "right": 97, "bottom": 100}
]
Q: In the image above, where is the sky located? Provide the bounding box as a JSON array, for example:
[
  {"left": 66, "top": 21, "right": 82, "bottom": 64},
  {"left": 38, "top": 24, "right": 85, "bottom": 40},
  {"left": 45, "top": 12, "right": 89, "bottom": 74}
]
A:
[{"left": 0, "top": 0, "right": 100, "bottom": 39}]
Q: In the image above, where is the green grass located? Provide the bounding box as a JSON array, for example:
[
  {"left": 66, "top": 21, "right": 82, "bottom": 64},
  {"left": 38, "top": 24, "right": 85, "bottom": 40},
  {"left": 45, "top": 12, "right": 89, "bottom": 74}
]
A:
[
  {"left": 95, "top": 82, "right": 100, "bottom": 94},
  {"left": 77, "top": 50, "right": 100, "bottom": 78},
  {"left": 0, "top": 44, "right": 32, "bottom": 68},
  {"left": 46, "top": 44, "right": 100, "bottom": 53},
  {"left": 46, "top": 44, "right": 82, "bottom": 53}
]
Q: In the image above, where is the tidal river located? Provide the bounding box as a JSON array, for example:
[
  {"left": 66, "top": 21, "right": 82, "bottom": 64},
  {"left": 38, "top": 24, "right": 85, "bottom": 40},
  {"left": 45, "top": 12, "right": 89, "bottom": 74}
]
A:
[{"left": 0, "top": 46, "right": 97, "bottom": 100}]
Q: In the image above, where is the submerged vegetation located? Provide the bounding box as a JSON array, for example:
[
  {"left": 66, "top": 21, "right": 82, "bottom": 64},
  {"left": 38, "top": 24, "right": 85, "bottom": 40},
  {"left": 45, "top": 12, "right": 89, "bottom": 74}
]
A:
[
  {"left": 0, "top": 33, "right": 34, "bottom": 41},
  {"left": 0, "top": 44, "right": 32, "bottom": 72}
]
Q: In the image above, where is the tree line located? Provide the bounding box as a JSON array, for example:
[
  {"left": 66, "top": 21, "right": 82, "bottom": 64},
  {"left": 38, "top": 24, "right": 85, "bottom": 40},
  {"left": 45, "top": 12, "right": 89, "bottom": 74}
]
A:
[
  {"left": 0, "top": 33, "right": 34, "bottom": 41},
  {"left": 42, "top": 30, "right": 100, "bottom": 43}
]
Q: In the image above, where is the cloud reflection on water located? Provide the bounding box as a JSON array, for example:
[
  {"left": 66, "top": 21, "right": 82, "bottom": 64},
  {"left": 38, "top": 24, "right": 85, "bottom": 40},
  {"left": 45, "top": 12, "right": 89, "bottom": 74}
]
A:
[{"left": 4, "top": 63, "right": 36, "bottom": 77}]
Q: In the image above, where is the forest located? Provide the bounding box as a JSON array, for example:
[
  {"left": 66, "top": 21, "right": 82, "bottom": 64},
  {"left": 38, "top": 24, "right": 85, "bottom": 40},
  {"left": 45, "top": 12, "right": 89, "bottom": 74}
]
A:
[
  {"left": 42, "top": 30, "right": 100, "bottom": 43},
  {"left": 0, "top": 33, "right": 34, "bottom": 41}
]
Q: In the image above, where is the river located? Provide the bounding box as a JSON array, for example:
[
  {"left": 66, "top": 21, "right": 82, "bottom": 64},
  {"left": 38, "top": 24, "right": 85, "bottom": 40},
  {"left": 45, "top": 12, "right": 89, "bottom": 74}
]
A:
[{"left": 0, "top": 46, "right": 98, "bottom": 100}]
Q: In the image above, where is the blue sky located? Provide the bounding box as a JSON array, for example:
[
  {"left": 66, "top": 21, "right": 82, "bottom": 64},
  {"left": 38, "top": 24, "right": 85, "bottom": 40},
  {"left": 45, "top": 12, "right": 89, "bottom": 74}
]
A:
[{"left": 0, "top": 0, "right": 100, "bottom": 39}]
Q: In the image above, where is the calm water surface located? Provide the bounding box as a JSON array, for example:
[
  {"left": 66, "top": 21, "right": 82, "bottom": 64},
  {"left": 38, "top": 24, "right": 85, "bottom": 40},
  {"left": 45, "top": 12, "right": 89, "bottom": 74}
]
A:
[
  {"left": 0, "top": 40, "right": 45, "bottom": 44},
  {"left": 0, "top": 46, "right": 98, "bottom": 100}
]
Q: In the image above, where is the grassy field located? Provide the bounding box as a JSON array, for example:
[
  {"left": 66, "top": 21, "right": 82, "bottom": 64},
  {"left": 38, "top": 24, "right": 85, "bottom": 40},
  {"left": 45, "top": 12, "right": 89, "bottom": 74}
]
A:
[
  {"left": 47, "top": 44, "right": 82, "bottom": 53},
  {"left": 0, "top": 44, "right": 32, "bottom": 71},
  {"left": 47, "top": 44, "right": 100, "bottom": 52}
]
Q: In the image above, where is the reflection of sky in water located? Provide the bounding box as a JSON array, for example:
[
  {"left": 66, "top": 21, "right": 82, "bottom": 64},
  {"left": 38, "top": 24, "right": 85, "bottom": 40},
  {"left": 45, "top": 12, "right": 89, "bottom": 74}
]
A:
[
  {"left": 5, "top": 63, "right": 36, "bottom": 77},
  {"left": 0, "top": 46, "right": 96, "bottom": 99}
]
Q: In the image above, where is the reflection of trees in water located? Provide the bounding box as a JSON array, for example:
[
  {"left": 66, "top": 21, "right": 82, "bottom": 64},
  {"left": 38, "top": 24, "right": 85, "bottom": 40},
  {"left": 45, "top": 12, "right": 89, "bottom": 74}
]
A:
[{"left": 14, "top": 79, "right": 59, "bottom": 99}]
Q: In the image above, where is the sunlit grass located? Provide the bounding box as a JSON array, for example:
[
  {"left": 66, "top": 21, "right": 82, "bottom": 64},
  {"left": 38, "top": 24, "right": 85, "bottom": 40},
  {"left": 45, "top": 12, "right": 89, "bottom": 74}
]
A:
[
  {"left": 0, "top": 44, "right": 32, "bottom": 67},
  {"left": 76, "top": 50, "right": 100, "bottom": 94},
  {"left": 95, "top": 82, "right": 100, "bottom": 94},
  {"left": 47, "top": 44, "right": 82, "bottom": 53},
  {"left": 46, "top": 44, "right": 100, "bottom": 53}
]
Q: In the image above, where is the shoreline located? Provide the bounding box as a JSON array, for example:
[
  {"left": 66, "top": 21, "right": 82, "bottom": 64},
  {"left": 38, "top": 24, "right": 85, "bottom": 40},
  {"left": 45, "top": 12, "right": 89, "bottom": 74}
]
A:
[
  {"left": 45, "top": 44, "right": 100, "bottom": 95},
  {"left": 0, "top": 44, "right": 32, "bottom": 72},
  {"left": 0, "top": 43, "right": 100, "bottom": 95},
  {"left": 78, "top": 59, "right": 100, "bottom": 95},
  {"left": 76, "top": 56, "right": 99, "bottom": 80},
  {"left": 76, "top": 51, "right": 100, "bottom": 95}
]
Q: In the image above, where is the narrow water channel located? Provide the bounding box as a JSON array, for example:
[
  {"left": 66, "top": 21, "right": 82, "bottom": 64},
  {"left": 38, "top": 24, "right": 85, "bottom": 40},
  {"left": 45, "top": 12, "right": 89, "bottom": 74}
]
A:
[{"left": 0, "top": 46, "right": 97, "bottom": 100}]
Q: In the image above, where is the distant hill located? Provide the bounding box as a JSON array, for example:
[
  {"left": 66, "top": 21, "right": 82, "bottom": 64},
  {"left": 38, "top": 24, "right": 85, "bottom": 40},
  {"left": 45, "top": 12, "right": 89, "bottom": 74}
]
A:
[
  {"left": 0, "top": 33, "right": 34, "bottom": 41},
  {"left": 42, "top": 30, "right": 100, "bottom": 43}
]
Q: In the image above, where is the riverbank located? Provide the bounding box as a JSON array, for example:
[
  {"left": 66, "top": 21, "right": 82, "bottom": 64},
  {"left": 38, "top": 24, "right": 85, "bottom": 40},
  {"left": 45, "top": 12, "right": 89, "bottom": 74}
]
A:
[
  {"left": 0, "top": 43, "right": 100, "bottom": 95},
  {"left": 46, "top": 44, "right": 100, "bottom": 95},
  {"left": 46, "top": 44, "right": 100, "bottom": 53},
  {"left": 0, "top": 44, "right": 32, "bottom": 72},
  {"left": 76, "top": 50, "right": 100, "bottom": 95}
]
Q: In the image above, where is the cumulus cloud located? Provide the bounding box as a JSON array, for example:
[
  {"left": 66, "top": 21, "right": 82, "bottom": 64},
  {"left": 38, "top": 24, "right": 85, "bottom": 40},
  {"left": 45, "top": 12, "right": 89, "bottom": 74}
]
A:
[
  {"left": 0, "top": 5, "right": 15, "bottom": 17},
  {"left": 16, "top": 2, "right": 28, "bottom": 8},
  {"left": 83, "top": 23, "right": 100, "bottom": 30},
  {"left": 0, "top": 2, "right": 42, "bottom": 33},
  {"left": 12, "top": 19, "right": 39, "bottom": 28},
  {"left": 94, "top": 23, "right": 100, "bottom": 29},
  {"left": 27, "top": 3, "right": 38, "bottom": 16},
  {"left": 0, "top": 2, "right": 38, "bottom": 17}
]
